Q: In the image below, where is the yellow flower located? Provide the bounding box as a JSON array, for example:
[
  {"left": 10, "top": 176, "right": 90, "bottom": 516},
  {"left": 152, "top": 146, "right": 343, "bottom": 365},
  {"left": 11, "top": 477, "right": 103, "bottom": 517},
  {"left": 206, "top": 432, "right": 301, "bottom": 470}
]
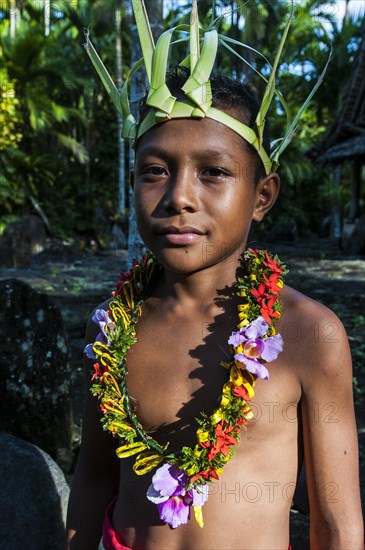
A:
[
  {"left": 187, "top": 462, "right": 199, "bottom": 475},
  {"left": 237, "top": 319, "right": 249, "bottom": 328},
  {"left": 239, "top": 290, "right": 246, "bottom": 297},
  {"left": 242, "top": 381, "right": 255, "bottom": 399},
  {"left": 220, "top": 382, "right": 233, "bottom": 407},
  {"left": 210, "top": 408, "right": 224, "bottom": 425},
  {"left": 194, "top": 506, "right": 204, "bottom": 528},
  {"left": 108, "top": 421, "right": 133, "bottom": 432},
  {"left": 238, "top": 304, "right": 249, "bottom": 311},
  {"left": 277, "top": 278, "right": 284, "bottom": 288},
  {"left": 197, "top": 429, "right": 210, "bottom": 443},
  {"left": 230, "top": 365, "right": 244, "bottom": 386},
  {"left": 250, "top": 274, "right": 257, "bottom": 281}
]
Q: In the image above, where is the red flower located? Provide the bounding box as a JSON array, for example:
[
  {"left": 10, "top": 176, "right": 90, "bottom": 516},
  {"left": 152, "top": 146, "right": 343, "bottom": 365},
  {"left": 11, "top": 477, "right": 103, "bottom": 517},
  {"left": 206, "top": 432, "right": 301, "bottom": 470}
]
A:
[
  {"left": 263, "top": 251, "right": 282, "bottom": 274},
  {"left": 91, "top": 362, "right": 109, "bottom": 381},
  {"left": 262, "top": 272, "right": 281, "bottom": 294},
  {"left": 99, "top": 403, "right": 108, "bottom": 414},
  {"left": 235, "top": 417, "right": 249, "bottom": 427},
  {"left": 250, "top": 282, "right": 270, "bottom": 304},
  {"left": 204, "top": 422, "right": 238, "bottom": 460},
  {"left": 115, "top": 270, "right": 133, "bottom": 295},
  {"left": 191, "top": 467, "right": 219, "bottom": 484},
  {"left": 232, "top": 386, "right": 249, "bottom": 400},
  {"left": 260, "top": 296, "right": 280, "bottom": 323}
]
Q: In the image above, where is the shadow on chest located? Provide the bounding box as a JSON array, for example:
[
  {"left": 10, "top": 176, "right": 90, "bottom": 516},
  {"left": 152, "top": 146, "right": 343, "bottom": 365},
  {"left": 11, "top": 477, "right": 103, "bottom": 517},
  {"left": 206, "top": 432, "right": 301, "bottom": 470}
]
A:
[{"left": 125, "top": 316, "right": 232, "bottom": 446}]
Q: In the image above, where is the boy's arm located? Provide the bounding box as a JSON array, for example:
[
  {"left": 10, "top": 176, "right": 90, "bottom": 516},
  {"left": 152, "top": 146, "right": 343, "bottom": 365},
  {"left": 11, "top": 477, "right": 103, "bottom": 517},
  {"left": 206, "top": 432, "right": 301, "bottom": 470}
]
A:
[
  {"left": 66, "top": 310, "right": 120, "bottom": 550},
  {"left": 299, "top": 305, "right": 363, "bottom": 549}
]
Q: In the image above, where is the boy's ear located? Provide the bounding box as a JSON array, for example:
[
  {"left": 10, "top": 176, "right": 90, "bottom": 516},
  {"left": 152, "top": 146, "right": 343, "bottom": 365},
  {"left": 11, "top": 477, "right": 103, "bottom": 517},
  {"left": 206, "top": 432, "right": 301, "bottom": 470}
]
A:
[
  {"left": 252, "top": 172, "right": 280, "bottom": 222},
  {"left": 130, "top": 170, "right": 135, "bottom": 190}
]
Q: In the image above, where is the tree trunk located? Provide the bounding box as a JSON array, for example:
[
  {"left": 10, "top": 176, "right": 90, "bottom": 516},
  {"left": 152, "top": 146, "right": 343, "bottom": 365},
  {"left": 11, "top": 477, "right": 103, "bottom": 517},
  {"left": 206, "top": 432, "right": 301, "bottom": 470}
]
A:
[
  {"left": 44, "top": 0, "right": 50, "bottom": 36},
  {"left": 115, "top": 2, "right": 125, "bottom": 218},
  {"left": 9, "top": 0, "right": 20, "bottom": 39},
  {"left": 128, "top": 1, "right": 163, "bottom": 264}
]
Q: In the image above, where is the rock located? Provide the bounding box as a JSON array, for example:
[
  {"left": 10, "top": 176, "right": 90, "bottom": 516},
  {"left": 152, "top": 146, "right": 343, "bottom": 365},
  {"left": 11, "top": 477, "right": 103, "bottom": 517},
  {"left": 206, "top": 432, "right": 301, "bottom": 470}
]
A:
[
  {"left": 0, "top": 279, "right": 73, "bottom": 466},
  {"left": 0, "top": 432, "right": 70, "bottom": 550},
  {"left": 108, "top": 223, "right": 127, "bottom": 250},
  {"left": 0, "top": 215, "right": 47, "bottom": 268},
  {"left": 32, "top": 240, "right": 81, "bottom": 264}
]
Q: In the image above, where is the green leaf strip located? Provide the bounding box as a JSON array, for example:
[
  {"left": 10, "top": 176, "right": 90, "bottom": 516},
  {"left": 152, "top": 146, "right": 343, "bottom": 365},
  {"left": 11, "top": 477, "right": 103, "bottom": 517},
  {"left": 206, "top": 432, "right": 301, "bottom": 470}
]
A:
[
  {"left": 83, "top": 31, "right": 122, "bottom": 117},
  {"left": 190, "top": 0, "right": 200, "bottom": 72},
  {"left": 206, "top": 107, "right": 271, "bottom": 175},
  {"left": 255, "top": 6, "right": 294, "bottom": 146},
  {"left": 271, "top": 50, "right": 332, "bottom": 164},
  {"left": 182, "top": 30, "right": 218, "bottom": 113},
  {"left": 131, "top": 0, "right": 155, "bottom": 83}
]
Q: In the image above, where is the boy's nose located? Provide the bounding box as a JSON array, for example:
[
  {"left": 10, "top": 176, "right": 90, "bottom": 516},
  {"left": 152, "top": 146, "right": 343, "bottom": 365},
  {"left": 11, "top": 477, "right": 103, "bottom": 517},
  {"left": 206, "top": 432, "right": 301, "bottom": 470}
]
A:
[{"left": 162, "top": 170, "right": 197, "bottom": 213}]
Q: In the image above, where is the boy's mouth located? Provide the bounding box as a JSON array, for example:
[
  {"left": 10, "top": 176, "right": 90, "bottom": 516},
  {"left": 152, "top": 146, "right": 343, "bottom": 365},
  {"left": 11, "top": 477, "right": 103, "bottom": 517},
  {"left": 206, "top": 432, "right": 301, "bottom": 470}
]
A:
[{"left": 157, "top": 225, "right": 204, "bottom": 245}]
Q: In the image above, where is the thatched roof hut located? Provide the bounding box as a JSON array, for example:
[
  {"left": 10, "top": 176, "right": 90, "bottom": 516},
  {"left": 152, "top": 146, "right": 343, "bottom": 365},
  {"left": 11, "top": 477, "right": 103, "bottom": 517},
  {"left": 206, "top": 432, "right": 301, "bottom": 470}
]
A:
[
  {"left": 311, "top": 27, "right": 364, "bottom": 226},
  {"left": 315, "top": 31, "right": 365, "bottom": 165}
]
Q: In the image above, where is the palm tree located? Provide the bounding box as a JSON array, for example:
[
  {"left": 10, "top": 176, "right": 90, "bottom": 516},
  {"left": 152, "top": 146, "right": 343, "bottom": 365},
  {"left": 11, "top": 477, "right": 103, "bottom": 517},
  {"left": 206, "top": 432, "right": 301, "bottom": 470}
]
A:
[{"left": 0, "top": 5, "right": 89, "bottom": 232}]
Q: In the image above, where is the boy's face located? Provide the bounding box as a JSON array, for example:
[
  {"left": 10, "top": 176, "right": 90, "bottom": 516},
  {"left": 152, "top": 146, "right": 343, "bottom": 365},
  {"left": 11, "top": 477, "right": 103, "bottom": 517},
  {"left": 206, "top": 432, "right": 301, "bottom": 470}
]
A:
[{"left": 133, "top": 115, "right": 279, "bottom": 274}]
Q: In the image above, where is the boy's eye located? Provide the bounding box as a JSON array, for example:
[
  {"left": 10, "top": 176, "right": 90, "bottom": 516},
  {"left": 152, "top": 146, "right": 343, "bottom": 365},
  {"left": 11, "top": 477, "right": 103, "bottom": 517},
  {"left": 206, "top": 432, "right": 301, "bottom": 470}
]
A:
[
  {"left": 202, "top": 167, "right": 228, "bottom": 178},
  {"left": 143, "top": 165, "right": 168, "bottom": 176}
]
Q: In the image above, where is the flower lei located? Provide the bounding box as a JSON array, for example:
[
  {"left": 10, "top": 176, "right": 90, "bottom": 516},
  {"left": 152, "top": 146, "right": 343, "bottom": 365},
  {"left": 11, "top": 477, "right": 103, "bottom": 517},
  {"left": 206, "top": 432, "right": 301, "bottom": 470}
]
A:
[{"left": 86, "top": 249, "right": 287, "bottom": 529}]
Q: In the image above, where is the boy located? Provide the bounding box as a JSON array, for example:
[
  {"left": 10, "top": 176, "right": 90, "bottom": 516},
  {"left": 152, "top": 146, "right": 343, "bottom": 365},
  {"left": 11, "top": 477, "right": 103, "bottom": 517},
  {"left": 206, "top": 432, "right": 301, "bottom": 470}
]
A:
[{"left": 66, "top": 3, "right": 363, "bottom": 549}]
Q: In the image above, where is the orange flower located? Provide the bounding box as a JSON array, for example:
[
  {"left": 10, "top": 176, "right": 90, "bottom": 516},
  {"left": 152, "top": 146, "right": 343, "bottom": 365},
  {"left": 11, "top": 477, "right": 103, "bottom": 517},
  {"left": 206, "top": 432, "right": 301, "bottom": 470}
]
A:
[
  {"left": 260, "top": 296, "right": 280, "bottom": 323},
  {"left": 191, "top": 467, "right": 219, "bottom": 484},
  {"left": 232, "top": 386, "right": 249, "bottom": 400},
  {"left": 250, "top": 282, "right": 270, "bottom": 304},
  {"left": 235, "top": 417, "right": 249, "bottom": 427},
  {"left": 202, "top": 422, "right": 238, "bottom": 460},
  {"left": 262, "top": 272, "right": 281, "bottom": 294},
  {"left": 263, "top": 251, "right": 282, "bottom": 274}
]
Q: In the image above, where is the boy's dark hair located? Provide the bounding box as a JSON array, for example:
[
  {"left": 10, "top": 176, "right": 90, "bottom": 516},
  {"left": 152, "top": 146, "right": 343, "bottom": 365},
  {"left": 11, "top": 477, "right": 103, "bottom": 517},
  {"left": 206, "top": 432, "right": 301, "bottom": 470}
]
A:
[{"left": 138, "top": 68, "right": 270, "bottom": 183}]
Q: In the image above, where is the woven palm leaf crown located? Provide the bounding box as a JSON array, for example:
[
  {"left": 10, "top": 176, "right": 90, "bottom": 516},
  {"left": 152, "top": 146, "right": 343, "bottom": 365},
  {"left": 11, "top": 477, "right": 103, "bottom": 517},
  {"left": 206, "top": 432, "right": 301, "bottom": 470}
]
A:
[{"left": 84, "top": 0, "right": 328, "bottom": 175}]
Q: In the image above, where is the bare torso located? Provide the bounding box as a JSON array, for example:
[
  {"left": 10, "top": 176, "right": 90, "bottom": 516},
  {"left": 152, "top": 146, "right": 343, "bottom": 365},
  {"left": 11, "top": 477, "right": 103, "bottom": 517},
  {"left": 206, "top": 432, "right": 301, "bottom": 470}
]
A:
[{"left": 112, "top": 286, "right": 304, "bottom": 549}]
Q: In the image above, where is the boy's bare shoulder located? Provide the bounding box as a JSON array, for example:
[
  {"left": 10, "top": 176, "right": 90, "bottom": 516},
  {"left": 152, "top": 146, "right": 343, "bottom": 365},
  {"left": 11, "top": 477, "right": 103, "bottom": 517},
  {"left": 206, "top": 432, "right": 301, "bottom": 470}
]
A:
[
  {"left": 280, "top": 284, "right": 352, "bottom": 382},
  {"left": 281, "top": 283, "right": 340, "bottom": 325}
]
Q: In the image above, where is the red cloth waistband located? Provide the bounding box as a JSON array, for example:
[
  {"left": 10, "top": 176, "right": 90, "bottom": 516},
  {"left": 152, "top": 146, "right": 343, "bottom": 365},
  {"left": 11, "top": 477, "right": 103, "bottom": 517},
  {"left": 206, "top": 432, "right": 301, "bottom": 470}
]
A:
[
  {"left": 101, "top": 499, "right": 132, "bottom": 550},
  {"left": 101, "top": 497, "right": 292, "bottom": 550}
]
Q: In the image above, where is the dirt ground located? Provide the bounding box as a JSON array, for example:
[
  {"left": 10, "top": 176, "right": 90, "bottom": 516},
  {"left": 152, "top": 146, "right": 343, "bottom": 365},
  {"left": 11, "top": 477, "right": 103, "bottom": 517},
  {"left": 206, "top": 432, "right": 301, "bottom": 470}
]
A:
[{"left": 1, "top": 238, "right": 364, "bottom": 547}]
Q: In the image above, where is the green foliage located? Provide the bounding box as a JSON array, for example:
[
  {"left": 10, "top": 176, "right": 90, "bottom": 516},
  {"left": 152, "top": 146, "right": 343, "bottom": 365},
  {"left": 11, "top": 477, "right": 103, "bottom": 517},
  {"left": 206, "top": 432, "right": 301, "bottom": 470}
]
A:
[
  {"left": 0, "top": 0, "right": 128, "bottom": 238},
  {"left": 0, "top": 1, "right": 363, "bottom": 240}
]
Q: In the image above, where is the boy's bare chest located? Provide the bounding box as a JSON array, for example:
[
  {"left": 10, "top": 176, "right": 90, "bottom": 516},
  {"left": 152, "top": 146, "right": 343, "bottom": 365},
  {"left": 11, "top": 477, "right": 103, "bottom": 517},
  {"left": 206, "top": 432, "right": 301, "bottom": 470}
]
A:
[
  {"left": 125, "top": 314, "right": 230, "bottom": 443},
  {"left": 124, "top": 310, "right": 301, "bottom": 448}
]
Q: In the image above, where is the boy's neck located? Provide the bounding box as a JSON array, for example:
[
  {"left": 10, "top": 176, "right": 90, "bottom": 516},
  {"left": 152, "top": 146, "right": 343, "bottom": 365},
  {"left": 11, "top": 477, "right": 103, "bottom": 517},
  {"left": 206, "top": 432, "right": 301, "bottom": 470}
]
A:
[{"left": 154, "top": 255, "right": 242, "bottom": 312}]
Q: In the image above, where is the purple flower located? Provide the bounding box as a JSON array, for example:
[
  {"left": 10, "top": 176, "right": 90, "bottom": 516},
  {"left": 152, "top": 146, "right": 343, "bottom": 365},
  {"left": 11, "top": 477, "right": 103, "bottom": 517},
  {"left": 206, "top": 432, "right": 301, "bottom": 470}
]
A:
[
  {"left": 146, "top": 463, "right": 208, "bottom": 528},
  {"left": 228, "top": 316, "right": 283, "bottom": 380},
  {"left": 84, "top": 309, "right": 116, "bottom": 359}
]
